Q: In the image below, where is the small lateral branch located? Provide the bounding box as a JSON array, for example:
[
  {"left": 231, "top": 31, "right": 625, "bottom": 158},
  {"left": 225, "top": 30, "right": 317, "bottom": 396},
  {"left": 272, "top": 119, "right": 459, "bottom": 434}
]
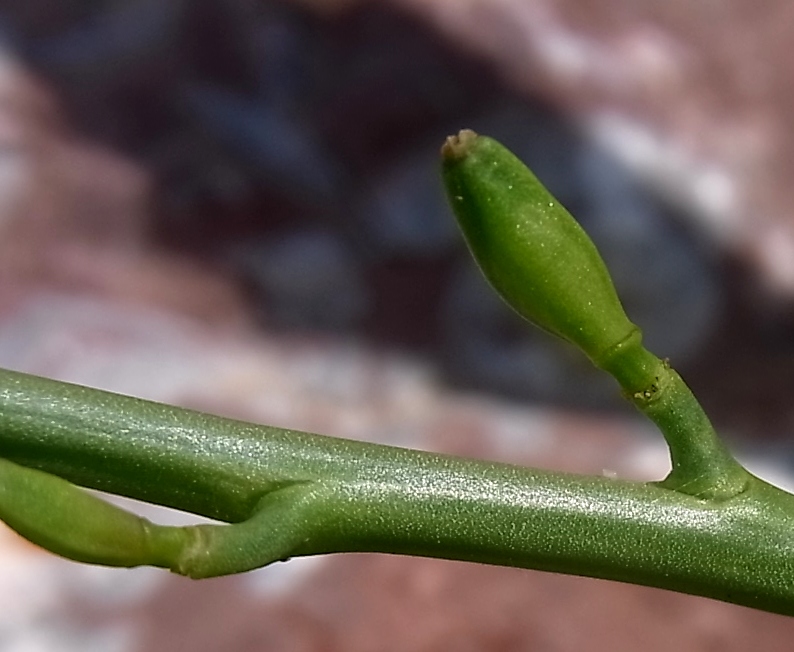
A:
[{"left": 440, "top": 129, "right": 751, "bottom": 501}]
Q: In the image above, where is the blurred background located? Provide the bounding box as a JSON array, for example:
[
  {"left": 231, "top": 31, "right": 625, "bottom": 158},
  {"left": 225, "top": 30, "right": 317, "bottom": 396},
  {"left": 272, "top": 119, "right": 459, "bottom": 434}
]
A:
[{"left": 0, "top": 0, "right": 794, "bottom": 649}]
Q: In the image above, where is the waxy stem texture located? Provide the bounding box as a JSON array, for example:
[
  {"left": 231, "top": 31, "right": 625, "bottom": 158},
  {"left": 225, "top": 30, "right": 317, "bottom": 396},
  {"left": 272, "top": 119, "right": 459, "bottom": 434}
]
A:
[{"left": 2, "top": 368, "right": 794, "bottom": 614}]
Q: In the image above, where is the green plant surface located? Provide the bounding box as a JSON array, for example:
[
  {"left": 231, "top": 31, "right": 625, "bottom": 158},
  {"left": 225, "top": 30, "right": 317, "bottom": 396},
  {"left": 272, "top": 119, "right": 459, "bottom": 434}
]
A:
[
  {"left": 1, "top": 130, "right": 793, "bottom": 615},
  {"left": 441, "top": 130, "right": 747, "bottom": 500}
]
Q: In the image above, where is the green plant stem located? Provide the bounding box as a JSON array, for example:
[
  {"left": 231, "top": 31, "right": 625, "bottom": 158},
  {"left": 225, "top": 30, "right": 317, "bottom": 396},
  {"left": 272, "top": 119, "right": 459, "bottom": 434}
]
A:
[
  {"left": 3, "top": 368, "right": 794, "bottom": 614},
  {"left": 597, "top": 332, "right": 749, "bottom": 498},
  {"left": 440, "top": 131, "right": 749, "bottom": 500}
]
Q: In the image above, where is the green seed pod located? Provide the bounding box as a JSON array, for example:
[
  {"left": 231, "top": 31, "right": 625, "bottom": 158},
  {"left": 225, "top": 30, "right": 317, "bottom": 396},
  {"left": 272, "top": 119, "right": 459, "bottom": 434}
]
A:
[
  {"left": 441, "top": 130, "right": 659, "bottom": 393},
  {"left": 442, "top": 130, "right": 750, "bottom": 499}
]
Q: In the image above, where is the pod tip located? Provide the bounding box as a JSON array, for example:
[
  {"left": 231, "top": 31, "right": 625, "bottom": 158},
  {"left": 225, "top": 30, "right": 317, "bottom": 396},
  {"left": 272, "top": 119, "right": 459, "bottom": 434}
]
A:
[{"left": 441, "top": 129, "right": 479, "bottom": 161}]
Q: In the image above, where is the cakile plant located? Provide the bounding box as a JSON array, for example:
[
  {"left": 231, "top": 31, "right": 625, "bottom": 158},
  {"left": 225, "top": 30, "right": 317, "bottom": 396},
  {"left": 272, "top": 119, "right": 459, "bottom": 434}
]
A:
[{"left": 2, "top": 130, "right": 794, "bottom": 615}]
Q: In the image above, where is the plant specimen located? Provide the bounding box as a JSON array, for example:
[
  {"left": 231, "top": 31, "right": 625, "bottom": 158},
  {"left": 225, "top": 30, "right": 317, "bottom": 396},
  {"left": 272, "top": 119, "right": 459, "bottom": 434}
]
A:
[{"left": 1, "top": 130, "right": 793, "bottom": 615}]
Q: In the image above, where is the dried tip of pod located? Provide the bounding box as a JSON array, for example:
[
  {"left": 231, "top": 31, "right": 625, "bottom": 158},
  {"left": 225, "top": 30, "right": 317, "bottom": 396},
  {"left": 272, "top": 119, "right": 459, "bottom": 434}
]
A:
[{"left": 441, "top": 129, "right": 479, "bottom": 160}]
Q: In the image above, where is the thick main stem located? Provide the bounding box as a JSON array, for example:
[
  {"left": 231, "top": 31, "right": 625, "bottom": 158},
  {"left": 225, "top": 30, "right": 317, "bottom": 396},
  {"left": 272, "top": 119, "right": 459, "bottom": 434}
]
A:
[{"left": 2, "top": 368, "right": 794, "bottom": 614}]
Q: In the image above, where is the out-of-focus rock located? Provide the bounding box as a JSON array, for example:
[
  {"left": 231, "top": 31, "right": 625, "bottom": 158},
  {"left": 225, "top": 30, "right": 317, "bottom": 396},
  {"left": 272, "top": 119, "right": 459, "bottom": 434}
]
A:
[
  {"left": 228, "top": 229, "right": 371, "bottom": 332},
  {"left": 3, "top": 0, "right": 729, "bottom": 405},
  {"left": 0, "top": 47, "right": 249, "bottom": 326},
  {"left": 0, "top": 44, "right": 147, "bottom": 252},
  {"left": 395, "top": 0, "right": 794, "bottom": 301},
  {"left": 356, "top": 145, "right": 459, "bottom": 259},
  {"left": 0, "top": 44, "right": 55, "bottom": 231},
  {"left": 178, "top": 81, "right": 342, "bottom": 203},
  {"left": 28, "top": 0, "right": 184, "bottom": 89}
]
